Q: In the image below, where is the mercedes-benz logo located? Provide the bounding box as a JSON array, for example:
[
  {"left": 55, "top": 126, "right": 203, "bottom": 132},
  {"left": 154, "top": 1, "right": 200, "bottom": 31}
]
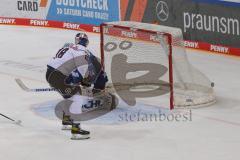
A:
[{"left": 156, "top": 1, "right": 169, "bottom": 22}]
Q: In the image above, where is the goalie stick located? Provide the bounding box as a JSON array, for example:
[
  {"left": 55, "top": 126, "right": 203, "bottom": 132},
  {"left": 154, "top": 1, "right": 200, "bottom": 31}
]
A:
[
  {"left": 15, "top": 78, "right": 163, "bottom": 94},
  {"left": 15, "top": 78, "right": 57, "bottom": 92},
  {"left": 15, "top": 78, "right": 108, "bottom": 96},
  {"left": 15, "top": 78, "right": 120, "bottom": 94}
]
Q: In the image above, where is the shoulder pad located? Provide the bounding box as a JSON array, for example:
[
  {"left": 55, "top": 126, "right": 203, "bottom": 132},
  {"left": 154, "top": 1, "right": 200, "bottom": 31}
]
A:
[{"left": 63, "top": 43, "right": 74, "bottom": 48}]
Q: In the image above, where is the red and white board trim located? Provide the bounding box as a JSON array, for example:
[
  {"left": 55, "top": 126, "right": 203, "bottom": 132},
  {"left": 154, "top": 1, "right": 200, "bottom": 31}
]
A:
[
  {"left": 1, "top": 17, "right": 240, "bottom": 57},
  {"left": 184, "top": 40, "right": 240, "bottom": 57},
  {"left": 0, "top": 17, "right": 100, "bottom": 33}
]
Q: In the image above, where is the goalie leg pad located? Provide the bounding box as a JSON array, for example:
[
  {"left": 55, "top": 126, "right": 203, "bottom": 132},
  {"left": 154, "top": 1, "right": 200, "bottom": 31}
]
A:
[{"left": 93, "top": 71, "right": 108, "bottom": 90}]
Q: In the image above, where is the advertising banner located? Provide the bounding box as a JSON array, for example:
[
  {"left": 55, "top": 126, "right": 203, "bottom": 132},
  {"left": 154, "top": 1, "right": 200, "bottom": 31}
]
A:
[
  {"left": 120, "top": 0, "right": 240, "bottom": 56},
  {"left": 0, "top": 0, "right": 50, "bottom": 19},
  {"left": 0, "top": 0, "right": 120, "bottom": 25},
  {"left": 1, "top": 0, "right": 240, "bottom": 56},
  {"left": 153, "top": 0, "right": 240, "bottom": 49},
  {"left": 120, "top": 0, "right": 154, "bottom": 23},
  {"left": 47, "top": 0, "right": 120, "bottom": 25}
]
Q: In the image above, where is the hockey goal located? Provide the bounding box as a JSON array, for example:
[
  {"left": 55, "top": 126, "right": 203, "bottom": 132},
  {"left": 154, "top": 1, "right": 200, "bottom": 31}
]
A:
[{"left": 100, "top": 21, "right": 216, "bottom": 109}]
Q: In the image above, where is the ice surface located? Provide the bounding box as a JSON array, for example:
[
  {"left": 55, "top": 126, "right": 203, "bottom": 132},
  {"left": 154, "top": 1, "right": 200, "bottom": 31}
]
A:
[{"left": 0, "top": 25, "right": 240, "bottom": 160}]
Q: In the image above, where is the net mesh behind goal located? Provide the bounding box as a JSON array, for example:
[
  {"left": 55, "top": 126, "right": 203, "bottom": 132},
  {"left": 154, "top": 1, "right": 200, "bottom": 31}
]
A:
[{"left": 100, "top": 21, "right": 216, "bottom": 109}]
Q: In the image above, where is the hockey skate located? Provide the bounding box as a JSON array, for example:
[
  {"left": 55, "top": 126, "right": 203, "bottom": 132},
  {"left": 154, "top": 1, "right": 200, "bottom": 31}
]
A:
[
  {"left": 61, "top": 113, "right": 73, "bottom": 130},
  {"left": 71, "top": 123, "right": 90, "bottom": 140}
]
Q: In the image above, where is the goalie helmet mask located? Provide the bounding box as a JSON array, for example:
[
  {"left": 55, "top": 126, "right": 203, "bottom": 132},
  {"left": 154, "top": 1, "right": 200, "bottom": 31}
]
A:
[{"left": 75, "top": 33, "right": 89, "bottom": 47}]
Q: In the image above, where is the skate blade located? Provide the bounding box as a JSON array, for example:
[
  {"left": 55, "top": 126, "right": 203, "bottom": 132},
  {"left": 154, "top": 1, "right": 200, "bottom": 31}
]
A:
[
  {"left": 61, "top": 125, "right": 72, "bottom": 130},
  {"left": 71, "top": 134, "right": 90, "bottom": 140}
]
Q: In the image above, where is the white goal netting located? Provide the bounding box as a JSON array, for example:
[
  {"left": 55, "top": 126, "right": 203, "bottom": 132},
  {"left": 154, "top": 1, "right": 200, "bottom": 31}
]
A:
[{"left": 101, "top": 21, "right": 216, "bottom": 109}]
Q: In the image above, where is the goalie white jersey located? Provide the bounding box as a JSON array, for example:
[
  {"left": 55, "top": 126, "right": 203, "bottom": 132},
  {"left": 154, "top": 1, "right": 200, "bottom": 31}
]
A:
[
  {"left": 48, "top": 44, "right": 89, "bottom": 77},
  {"left": 48, "top": 43, "right": 103, "bottom": 85}
]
